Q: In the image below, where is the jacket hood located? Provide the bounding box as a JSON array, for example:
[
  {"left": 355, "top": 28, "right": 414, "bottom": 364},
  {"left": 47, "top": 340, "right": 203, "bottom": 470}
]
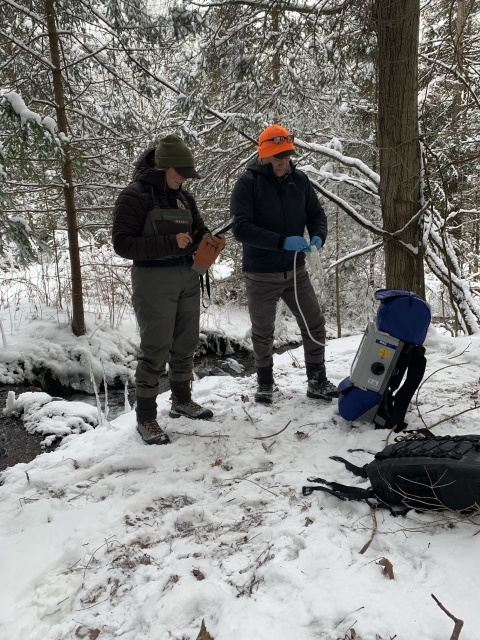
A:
[
  {"left": 246, "top": 157, "right": 296, "bottom": 179},
  {"left": 131, "top": 147, "right": 166, "bottom": 188}
]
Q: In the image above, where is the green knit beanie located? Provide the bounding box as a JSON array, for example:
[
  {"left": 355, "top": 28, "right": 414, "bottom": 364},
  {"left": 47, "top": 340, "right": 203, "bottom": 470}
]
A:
[{"left": 154, "top": 134, "right": 200, "bottom": 178}]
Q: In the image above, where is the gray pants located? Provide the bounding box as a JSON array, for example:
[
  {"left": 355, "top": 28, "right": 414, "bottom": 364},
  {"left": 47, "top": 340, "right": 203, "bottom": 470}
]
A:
[
  {"left": 131, "top": 265, "right": 200, "bottom": 398},
  {"left": 244, "top": 266, "right": 326, "bottom": 369}
]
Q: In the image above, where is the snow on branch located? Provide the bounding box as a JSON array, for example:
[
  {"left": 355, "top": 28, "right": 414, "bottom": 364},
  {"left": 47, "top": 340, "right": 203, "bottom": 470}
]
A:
[
  {"left": 2, "top": 0, "right": 47, "bottom": 27},
  {"left": 311, "top": 179, "right": 384, "bottom": 234},
  {"left": 0, "top": 29, "right": 55, "bottom": 71},
  {"left": 425, "top": 246, "right": 480, "bottom": 334},
  {"left": 296, "top": 138, "right": 380, "bottom": 185},
  {"left": 2, "top": 91, "right": 41, "bottom": 126},
  {"left": 1, "top": 91, "right": 64, "bottom": 146},
  {"left": 300, "top": 164, "right": 378, "bottom": 197},
  {"left": 326, "top": 241, "right": 384, "bottom": 272},
  {"left": 420, "top": 53, "right": 480, "bottom": 112},
  {"left": 191, "top": 0, "right": 350, "bottom": 16},
  {"left": 313, "top": 180, "right": 426, "bottom": 258}
]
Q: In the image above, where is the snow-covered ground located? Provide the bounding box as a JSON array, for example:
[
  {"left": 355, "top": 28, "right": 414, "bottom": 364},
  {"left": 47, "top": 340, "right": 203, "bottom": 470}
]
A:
[
  {"left": 0, "top": 298, "right": 309, "bottom": 393},
  {"left": 1, "top": 317, "right": 480, "bottom": 639}
]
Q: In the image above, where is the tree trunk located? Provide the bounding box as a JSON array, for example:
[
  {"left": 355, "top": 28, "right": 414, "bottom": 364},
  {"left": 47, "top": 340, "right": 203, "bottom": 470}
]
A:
[
  {"left": 375, "top": 0, "right": 425, "bottom": 297},
  {"left": 45, "top": 0, "right": 86, "bottom": 336}
]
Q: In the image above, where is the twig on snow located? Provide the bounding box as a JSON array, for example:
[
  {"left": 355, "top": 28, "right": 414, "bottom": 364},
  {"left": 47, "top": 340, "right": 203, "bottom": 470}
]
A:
[
  {"left": 358, "top": 508, "right": 378, "bottom": 555},
  {"left": 170, "top": 431, "right": 230, "bottom": 438},
  {"left": 414, "top": 362, "right": 469, "bottom": 426},
  {"left": 253, "top": 420, "right": 291, "bottom": 440},
  {"left": 242, "top": 406, "right": 255, "bottom": 424},
  {"left": 426, "top": 404, "right": 479, "bottom": 430},
  {"left": 431, "top": 593, "right": 464, "bottom": 640},
  {"left": 230, "top": 477, "right": 278, "bottom": 497}
]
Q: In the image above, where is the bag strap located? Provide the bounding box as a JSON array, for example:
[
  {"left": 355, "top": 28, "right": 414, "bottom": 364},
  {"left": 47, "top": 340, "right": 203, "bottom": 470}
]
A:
[
  {"left": 302, "top": 477, "right": 375, "bottom": 502},
  {"left": 199, "top": 271, "right": 211, "bottom": 308},
  {"left": 329, "top": 455, "right": 368, "bottom": 479}
]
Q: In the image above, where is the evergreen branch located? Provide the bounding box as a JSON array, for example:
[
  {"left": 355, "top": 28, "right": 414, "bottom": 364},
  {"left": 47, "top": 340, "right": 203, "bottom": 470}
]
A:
[
  {"left": 191, "top": 0, "right": 351, "bottom": 16},
  {"left": 296, "top": 138, "right": 380, "bottom": 185},
  {"left": 300, "top": 165, "right": 379, "bottom": 197},
  {"left": 65, "top": 106, "right": 133, "bottom": 141},
  {"left": 1, "top": 0, "right": 48, "bottom": 27},
  {"left": 0, "top": 29, "right": 56, "bottom": 70},
  {"left": 61, "top": 45, "right": 108, "bottom": 71},
  {"left": 420, "top": 53, "right": 480, "bottom": 111}
]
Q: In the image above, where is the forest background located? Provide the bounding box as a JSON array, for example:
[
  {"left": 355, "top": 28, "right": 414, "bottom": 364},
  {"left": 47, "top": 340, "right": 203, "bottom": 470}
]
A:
[{"left": 1, "top": 0, "right": 479, "bottom": 341}]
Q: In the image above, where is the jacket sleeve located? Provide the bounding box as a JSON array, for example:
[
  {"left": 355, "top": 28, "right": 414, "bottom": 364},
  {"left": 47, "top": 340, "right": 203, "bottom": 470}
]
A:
[
  {"left": 112, "top": 186, "right": 179, "bottom": 261},
  {"left": 230, "top": 175, "right": 285, "bottom": 251},
  {"left": 304, "top": 177, "right": 328, "bottom": 244},
  {"left": 185, "top": 191, "right": 209, "bottom": 241}
]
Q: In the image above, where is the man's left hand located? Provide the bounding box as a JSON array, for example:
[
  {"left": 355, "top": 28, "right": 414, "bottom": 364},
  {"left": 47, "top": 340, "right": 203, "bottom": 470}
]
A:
[{"left": 310, "top": 236, "right": 323, "bottom": 250}]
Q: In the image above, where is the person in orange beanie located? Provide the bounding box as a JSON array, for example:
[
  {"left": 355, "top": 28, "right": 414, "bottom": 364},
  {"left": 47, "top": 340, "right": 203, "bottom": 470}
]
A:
[{"left": 230, "top": 124, "right": 337, "bottom": 404}]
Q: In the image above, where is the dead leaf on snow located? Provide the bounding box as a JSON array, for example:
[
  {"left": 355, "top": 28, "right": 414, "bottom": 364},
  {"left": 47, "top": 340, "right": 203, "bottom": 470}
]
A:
[
  {"left": 376, "top": 557, "right": 394, "bottom": 580},
  {"left": 294, "top": 431, "right": 308, "bottom": 440},
  {"left": 304, "top": 517, "right": 314, "bottom": 527},
  {"left": 192, "top": 568, "right": 205, "bottom": 581},
  {"left": 196, "top": 619, "right": 214, "bottom": 640}
]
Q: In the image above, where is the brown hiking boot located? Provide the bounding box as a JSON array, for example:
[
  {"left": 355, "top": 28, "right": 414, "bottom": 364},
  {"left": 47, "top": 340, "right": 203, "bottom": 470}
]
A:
[
  {"left": 169, "top": 379, "right": 213, "bottom": 420},
  {"left": 169, "top": 399, "right": 213, "bottom": 420},
  {"left": 136, "top": 420, "right": 171, "bottom": 445},
  {"left": 306, "top": 363, "right": 338, "bottom": 400},
  {"left": 306, "top": 378, "right": 338, "bottom": 400}
]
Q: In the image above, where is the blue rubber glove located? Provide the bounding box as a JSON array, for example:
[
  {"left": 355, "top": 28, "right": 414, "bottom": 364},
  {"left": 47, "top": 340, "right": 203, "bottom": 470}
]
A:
[
  {"left": 283, "top": 236, "right": 309, "bottom": 252},
  {"left": 310, "top": 236, "right": 323, "bottom": 250}
]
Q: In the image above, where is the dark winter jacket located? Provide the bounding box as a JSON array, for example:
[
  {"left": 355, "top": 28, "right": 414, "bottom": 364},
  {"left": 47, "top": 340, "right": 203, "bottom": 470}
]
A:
[
  {"left": 230, "top": 159, "right": 328, "bottom": 273},
  {"left": 112, "top": 148, "right": 209, "bottom": 261}
]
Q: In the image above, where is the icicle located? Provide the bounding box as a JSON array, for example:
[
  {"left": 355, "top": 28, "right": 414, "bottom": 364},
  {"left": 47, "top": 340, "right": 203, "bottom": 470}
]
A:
[
  {"left": 88, "top": 357, "right": 104, "bottom": 426},
  {"left": 102, "top": 363, "right": 109, "bottom": 423},
  {"left": 124, "top": 381, "right": 131, "bottom": 414},
  {"left": 4, "top": 390, "right": 17, "bottom": 414},
  {"left": 0, "top": 316, "right": 6, "bottom": 349}
]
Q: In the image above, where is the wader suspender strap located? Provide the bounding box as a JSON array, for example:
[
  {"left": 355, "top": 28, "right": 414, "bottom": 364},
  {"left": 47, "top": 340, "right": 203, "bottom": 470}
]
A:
[
  {"left": 199, "top": 271, "right": 211, "bottom": 307},
  {"left": 377, "top": 345, "right": 426, "bottom": 431},
  {"left": 149, "top": 186, "right": 191, "bottom": 211}
]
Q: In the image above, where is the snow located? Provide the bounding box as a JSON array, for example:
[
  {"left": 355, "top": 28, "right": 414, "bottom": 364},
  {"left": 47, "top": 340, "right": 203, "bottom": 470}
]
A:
[
  {"left": 5, "top": 391, "right": 99, "bottom": 447},
  {"left": 2, "top": 91, "right": 41, "bottom": 126},
  {"left": 1, "top": 317, "right": 480, "bottom": 639}
]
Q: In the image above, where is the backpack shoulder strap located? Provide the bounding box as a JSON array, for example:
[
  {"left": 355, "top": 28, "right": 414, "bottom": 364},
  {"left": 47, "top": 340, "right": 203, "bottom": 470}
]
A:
[{"left": 302, "top": 477, "right": 375, "bottom": 502}]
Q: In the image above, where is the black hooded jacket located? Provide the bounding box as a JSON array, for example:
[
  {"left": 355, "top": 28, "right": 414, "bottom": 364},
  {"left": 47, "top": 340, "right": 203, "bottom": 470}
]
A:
[
  {"left": 112, "top": 148, "right": 208, "bottom": 261},
  {"left": 230, "top": 159, "right": 328, "bottom": 273}
]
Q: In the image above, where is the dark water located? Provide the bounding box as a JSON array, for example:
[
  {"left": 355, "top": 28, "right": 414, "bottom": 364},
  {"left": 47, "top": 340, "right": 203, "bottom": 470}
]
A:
[{"left": 0, "top": 346, "right": 271, "bottom": 473}]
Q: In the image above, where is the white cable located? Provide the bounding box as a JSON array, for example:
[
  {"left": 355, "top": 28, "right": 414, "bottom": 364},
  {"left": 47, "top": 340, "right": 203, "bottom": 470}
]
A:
[{"left": 293, "top": 247, "right": 326, "bottom": 347}]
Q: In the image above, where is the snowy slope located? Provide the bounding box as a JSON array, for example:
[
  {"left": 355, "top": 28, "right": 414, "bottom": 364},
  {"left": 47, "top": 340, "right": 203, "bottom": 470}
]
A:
[{"left": 1, "top": 329, "right": 479, "bottom": 640}]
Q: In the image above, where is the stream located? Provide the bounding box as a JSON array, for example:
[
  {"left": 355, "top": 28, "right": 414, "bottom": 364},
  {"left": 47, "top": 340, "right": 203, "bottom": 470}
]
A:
[{"left": 0, "top": 345, "right": 294, "bottom": 472}]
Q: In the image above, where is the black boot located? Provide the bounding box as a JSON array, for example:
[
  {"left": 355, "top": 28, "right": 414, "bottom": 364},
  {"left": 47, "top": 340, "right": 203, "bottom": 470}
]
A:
[
  {"left": 306, "top": 363, "right": 338, "bottom": 400},
  {"left": 255, "top": 366, "right": 274, "bottom": 404},
  {"left": 136, "top": 396, "right": 170, "bottom": 445},
  {"left": 169, "top": 380, "right": 213, "bottom": 420}
]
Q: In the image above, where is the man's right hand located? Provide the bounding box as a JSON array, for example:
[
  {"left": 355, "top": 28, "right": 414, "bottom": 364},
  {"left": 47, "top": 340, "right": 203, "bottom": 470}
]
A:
[
  {"left": 176, "top": 232, "right": 192, "bottom": 249},
  {"left": 283, "top": 236, "right": 309, "bottom": 252}
]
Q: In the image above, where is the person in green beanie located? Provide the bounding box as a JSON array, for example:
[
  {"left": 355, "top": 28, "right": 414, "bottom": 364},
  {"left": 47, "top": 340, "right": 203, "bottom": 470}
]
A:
[{"left": 112, "top": 135, "right": 224, "bottom": 445}]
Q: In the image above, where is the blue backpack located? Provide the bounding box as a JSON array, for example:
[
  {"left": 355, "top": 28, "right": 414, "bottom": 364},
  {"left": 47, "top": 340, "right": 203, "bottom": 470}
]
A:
[{"left": 338, "top": 290, "right": 431, "bottom": 432}]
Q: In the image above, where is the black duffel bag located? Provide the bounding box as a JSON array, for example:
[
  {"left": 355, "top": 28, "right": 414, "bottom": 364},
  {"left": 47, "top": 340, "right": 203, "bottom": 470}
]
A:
[{"left": 303, "top": 432, "right": 480, "bottom": 513}]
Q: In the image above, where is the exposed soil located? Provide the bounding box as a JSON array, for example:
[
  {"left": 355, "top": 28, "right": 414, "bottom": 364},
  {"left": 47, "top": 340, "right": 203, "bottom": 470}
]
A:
[
  {"left": 0, "top": 344, "right": 292, "bottom": 473},
  {"left": 0, "top": 385, "right": 47, "bottom": 472}
]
